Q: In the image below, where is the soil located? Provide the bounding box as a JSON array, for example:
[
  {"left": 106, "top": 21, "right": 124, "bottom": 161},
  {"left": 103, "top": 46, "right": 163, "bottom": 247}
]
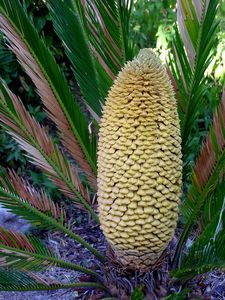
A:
[{"left": 0, "top": 206, "right": 224, "bottom": 300}]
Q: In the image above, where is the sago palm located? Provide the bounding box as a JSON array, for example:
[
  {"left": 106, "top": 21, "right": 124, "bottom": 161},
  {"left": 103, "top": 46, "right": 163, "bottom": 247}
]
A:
[{"left": 0, "top": 0, "right": 224, "bottom": 298}]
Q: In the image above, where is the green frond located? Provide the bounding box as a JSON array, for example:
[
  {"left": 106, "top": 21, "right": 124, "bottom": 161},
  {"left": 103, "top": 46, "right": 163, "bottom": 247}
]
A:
[
  {"left": 5, "top": 169, "right": 66, "bottom": 221},
  {"left": 0, "top": 80, "right": 99, "bottom": 222},
  {"left": 173, "top": 187, "right": 225, "bottom": 280},
  {"left": 0, "top": 0, "right": 97, "bottom": 189},
  {"left": 0, "top": 228, "right": 57, "bottom": 271},
  {"left": 173, "top": 90, "right": 225, "bottom": 267},
  {"left": 0, "top": 227, "right": 100, "bottom": 278},
  {"left": 47, "top": 0, "right": 134, "bottom": 117},
  {"left": 0, "top": 269, "right": 42, "bottom": 290},
  {"left": 0, "top": 169, "right": 104, "bottom": 261},
  {"left": 203, "top": 177, "right": 225, "bottom": 228},
  {"left": 170, "top": 0, "right": 220, "bottom": 159},
  {"left": 0, "top": 269, "right": 103, "bottom": 291},
  {"left": 182, "top": 90, "right": 225, "bottom": 223}
]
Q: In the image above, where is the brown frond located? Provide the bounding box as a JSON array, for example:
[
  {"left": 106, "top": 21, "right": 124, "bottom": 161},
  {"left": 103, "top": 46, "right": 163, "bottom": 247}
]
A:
[
  {"left": 0, "top": 227, "right": 35, "bottom": 253},
  {"left": 0, "top": 84, "right": 90, "bottom": 207},
  {"left": 0, "top": 14, "right": 96, "bottom": 191},
  {"left": 7, "top": 170, "right": 66, "bottom": 221},
  {"left": 194, "top": 90, "right": 225, "bottom": 189}
]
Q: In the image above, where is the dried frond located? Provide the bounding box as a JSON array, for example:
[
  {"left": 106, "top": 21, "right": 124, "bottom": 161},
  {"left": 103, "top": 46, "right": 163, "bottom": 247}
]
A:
[
  {"left": 193, "top": 90, "right": 225, "bottom": 189},
  {"left": 7, "top": 170, "right": 66, "bottom": 221},
  {"left": 0, "top": 7, "right": 97, "bottom": 190},
  {"left": 0, "top": 227, "right": 35, "bottom": 253}
]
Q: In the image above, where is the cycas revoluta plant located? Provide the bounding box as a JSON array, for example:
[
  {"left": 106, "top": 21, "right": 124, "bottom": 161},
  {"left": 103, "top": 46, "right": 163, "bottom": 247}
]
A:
[{"left": 0, "top": 0, "right": 224, "bottom": 299}]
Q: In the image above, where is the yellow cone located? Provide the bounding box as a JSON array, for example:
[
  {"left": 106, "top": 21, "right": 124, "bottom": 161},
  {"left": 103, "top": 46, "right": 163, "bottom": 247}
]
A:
[{"left": 97, "top": 49, "right": 182, "bottom": 271}]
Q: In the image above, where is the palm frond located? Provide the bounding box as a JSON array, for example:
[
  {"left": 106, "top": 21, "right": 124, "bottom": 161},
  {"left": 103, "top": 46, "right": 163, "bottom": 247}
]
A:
[
  {"left": 170, "top": 0, "right": 220, "bottom": 155},
  {"left": 0, "top": 227, "right": 99, "bottom": 277},
  {"left": 173, "top": 186, "right": 225, "bottom": 280},
  {"left": 47, "top": 0, "right": 134, "bottom": 117},
  {"left": 193, "top": 90, "right": 225, "bottom": 190},
  {"left": 0, "top": 269, "right": 103, "bottom": 291},
  {"left": 0, "top": 269, "right": 45, "bottom": 290},
  {"left": 182, "top": 90, "right": 225, "bottom": 221},
  {"left": 0, "top": 81, "right": 99, "bottom": 222},
  {"left": 0, "top": 229, "right": 57, "bottom": 272},
  {"left": 203, "top": 173, "right": 225, "bottom": 229},
  {"left": 173, "top": 90, "right": 225, "bottom": 267},
  {"left": 5, "top": 170, "right": 66, "bottom": 221},
  {"left": 0, "top": 0, "right": 97, "bottom": 190},
  {"left": 0, "top": 169, "right": 104, "bottom": 261}
]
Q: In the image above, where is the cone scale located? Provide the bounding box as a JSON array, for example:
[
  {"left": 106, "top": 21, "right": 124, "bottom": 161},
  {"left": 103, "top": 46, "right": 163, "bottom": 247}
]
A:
[{"left": 97, "top": 49, "right": 182, "bottom": 271}]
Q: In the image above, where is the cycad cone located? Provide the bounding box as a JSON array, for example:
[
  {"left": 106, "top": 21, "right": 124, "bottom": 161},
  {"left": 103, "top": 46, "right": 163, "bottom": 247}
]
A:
[{"left": 97, "top": 49, "right": 182, "bottom": 271}]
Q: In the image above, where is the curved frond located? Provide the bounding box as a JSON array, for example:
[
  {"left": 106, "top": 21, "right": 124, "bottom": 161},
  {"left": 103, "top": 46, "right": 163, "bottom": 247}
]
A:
[
  {"left": 173, "top": 90, "right": 225, "bottom": 267},
  {"left": 0, "top": 170, "right": 65, "bottom": 228},
  {"left": 173, "top": 189, "right": 225, "bottom": 280},
  {"left": 5, "top": 170, "right": 66, "bottom": 221},
  {"left": 170, "top": 0, "right": 220, "bottom": 157},
  {"left": 0, "top": 227, "right": 99, "bottom": 278},
  {"left": 0, "top": 169, "right": 104, "bottom": 261},
  {"left": 0, "top": 81, "right": 99, "bottom": 222},
  {"left": 0, "top": 0, "right": 97, "bottom": 189},
  {"left": 182, "top": 91, "right": 225, "bottom": 222}
]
